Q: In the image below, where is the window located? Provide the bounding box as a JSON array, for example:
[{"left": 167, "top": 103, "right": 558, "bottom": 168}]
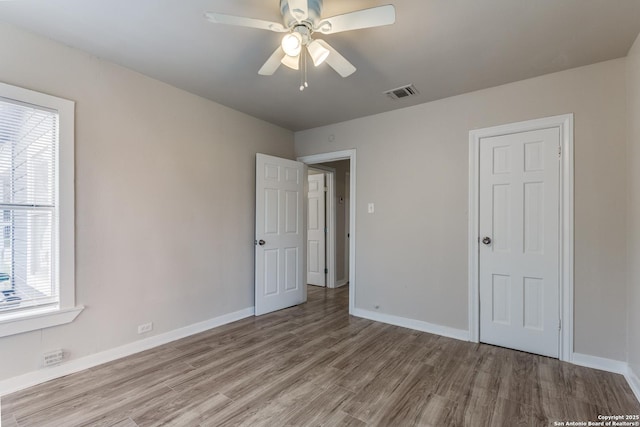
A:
[{"left": 0, "top": 82, "right": 81, "bottom": 338}]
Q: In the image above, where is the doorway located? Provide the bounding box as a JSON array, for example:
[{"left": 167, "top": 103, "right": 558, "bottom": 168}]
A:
[
  {"left": 306, "top": 162, "right": 350, "bottom": 289},
  {"left": 468, "top": 114, "right": 574, "bottom": 361},
  {"left": 299, "top": 150, "right": 356, "bottom": 315}
]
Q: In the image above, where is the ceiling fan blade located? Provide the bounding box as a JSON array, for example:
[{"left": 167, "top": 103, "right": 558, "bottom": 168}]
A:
[
  {"left": 315, "top": 5, "right": 396, "bottom": 35},
  {"left": 287, "top": 0, "right": 309, "bottom": 22},
  {"left": 315, "top": 40, "right": 356, "bottom": 78},
  {"left": 204, "top": 12, "right": 287, "bottom": 33},
  {"left": 259, "top": 46, "right": 286, "bottom": 75}
]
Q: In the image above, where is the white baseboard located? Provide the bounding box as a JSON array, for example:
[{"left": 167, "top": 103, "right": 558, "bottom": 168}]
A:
[
  {"left": 627, "top": 365, "right": 640, "bottom": 404},
  {"left": 335, "top": 279, "right": 348, "bottom": 288},
  {"left": 0, "top": 306, "right": 255, "bottom": 396},
  {"left": 352, "top": 308, "right": 469, "bottom": 342},
  {"left": 3, "top": 305, "right": 638, "bottom": 407},
  {"left": 571, "top": 353, "right": 640, "bottom": 404},
  {"left": 571, "top": 352, "right": 628, "bottom": 375},
  {"left": 347, "top": 310, "right": 639, "bottom": 405}
]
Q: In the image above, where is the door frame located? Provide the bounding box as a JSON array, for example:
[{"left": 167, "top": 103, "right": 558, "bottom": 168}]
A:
[
  {"left": 468, "top": 114, "right": 574, "bottom": 361},
  {"left": 307, "top": 166, "right": 337, "bottom": 288},
  {"left": 298, "top": 150, "right": 356, "bottom": 315},
  {"left": 342, "top": 171, "right": 350, "bottom": 287}
]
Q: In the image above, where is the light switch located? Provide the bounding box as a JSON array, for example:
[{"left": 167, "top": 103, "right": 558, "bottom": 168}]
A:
[{"left": 368, "top": 203, "right": 375, "bottom": 214}]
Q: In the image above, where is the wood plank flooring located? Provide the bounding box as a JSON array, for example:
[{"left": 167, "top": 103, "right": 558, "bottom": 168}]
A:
[{"left": 2, "top": 285, "right": 639, "bottom": 426}]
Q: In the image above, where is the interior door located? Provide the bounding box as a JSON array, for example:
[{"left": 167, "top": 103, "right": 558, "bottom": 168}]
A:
[
  {"left": 255, "top": 153, "right": 306, "bottom": 316},
  {"left": 479, "top": 127, "right": 560, "bottom": 358},
  {"left": 307, "top": 173, "right": 326, "bottom": 286}
]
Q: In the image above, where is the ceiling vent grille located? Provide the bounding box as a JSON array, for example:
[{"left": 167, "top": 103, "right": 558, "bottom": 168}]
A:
[{"left": 384, "top": 84, "right": 419, "bottom": 100}]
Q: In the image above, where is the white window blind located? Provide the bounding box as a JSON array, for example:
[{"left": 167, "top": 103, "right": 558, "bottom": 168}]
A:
[{"left": 0, "top": 96, "right": 58, "bottom": 313}]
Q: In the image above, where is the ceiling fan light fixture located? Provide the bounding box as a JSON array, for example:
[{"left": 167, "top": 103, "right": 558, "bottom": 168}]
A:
[
  {"left": 206, "top": 1, "right": 397, "bottom": 85},
  {"left": 307, "top": 40, "right": 330, "bottom": 66},
  {"left": 281, "top": 53, "right": 300, "bottom": 70},
  {"left": 281, "top": 32, "right": 302, "bottom": 57}
]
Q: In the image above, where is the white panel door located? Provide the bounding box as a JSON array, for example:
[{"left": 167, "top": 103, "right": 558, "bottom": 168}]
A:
[
  {"left": 479, "top": 128, "right": 560, "bottom": 358},
  {"left": 255, "top": 154, "right": 306, "bottom": 316},
  {"left": 307, "top": 173, "right": 326, "bottom": 286}
]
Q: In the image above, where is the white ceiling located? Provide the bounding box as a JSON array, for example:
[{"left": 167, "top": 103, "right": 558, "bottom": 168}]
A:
[{"left": 1, "top": 0, "right": 639, "bottom": 131}]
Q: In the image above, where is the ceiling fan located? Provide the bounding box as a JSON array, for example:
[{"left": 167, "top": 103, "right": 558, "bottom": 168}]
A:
[{"left": 205, "top": 0, "right": 396, "bottom": 90}]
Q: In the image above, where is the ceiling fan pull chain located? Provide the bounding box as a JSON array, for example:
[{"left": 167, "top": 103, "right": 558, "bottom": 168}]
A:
[
  {"left": 300, "top": 48, "right": 305, "bottom": 91},
  {"left": 304, "top": 47, "right": 309, "bottom": 88},
  {"left": 299, "top": 65, "right": 304, "bottom": 91},
  {"left": 300, "top": 46, "right": 309, "bottom": 91}
]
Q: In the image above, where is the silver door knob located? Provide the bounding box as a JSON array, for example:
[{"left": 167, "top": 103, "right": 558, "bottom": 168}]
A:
[
  {"left": 258, "top": 239, "right": 266, "bottom": 246},
  {"left": 482, "top": 237, "right": 492, "bottom": 245}
]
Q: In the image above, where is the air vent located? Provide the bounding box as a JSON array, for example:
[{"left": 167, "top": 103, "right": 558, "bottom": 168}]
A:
[{"left": 384, "top": 84, "right": 419, "bottom": 100}]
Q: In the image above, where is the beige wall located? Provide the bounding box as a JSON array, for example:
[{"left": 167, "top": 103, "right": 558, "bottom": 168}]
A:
[
  {"left": 0, "top": 23, "right": 293, "bottom": 381},
  {"left": 296, "top": 59, "right": 629, "bottom": 361},
  {"left": 627, "top": 34, "right": 640, "bottom": 378}
]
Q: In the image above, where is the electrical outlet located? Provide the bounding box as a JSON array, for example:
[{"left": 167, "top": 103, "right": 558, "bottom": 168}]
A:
[
  {"left": 368, "top": 203, "right": 375, "bottom": 214},
  {"left": 43, "top": 349, "right": 64, "bottom": 367},
  {"left": 137, "top": 322, "right": 153, "bottom": 334}
]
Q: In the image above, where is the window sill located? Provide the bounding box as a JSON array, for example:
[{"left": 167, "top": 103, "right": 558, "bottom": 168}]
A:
[{"left": 0, "top": 306, "right": 84, "bottom": 338}]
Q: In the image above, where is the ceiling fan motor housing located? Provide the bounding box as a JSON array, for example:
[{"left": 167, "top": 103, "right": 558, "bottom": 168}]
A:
[
  {"left": 280, "top": 0, "right": 323, "bottom": 28},
  {"left": 293, "top": 25, "right": 312, "bottom": 45}
]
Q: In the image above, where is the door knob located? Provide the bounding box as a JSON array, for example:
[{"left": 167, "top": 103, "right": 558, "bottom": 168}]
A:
[
  {"left": 258, "top": 239, "right": 266, "bottom": 246},
  {"left": 482, "top": 237, "right": 492, "bottom": 245}
]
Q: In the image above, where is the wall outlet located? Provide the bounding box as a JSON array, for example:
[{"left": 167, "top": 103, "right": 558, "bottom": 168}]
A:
[
  {"left": 368, "top": 203, "right": 375, "bottom": 214},
  {"left": 137, "top": 322, "right": 153, "bottom": 334},
  {"left": 43, "top": 349, "right": 64, "bottom": 367}
]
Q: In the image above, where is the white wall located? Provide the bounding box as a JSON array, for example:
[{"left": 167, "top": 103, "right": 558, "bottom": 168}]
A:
[
  {"left": 627, "top": 34, "right": 640, "bottom": 380},
  {"left": 0, "top": 23, "right": 294, "bottom": 381},
  {"left": 296, "top": 59, "right": 628, "bottom": 361}
]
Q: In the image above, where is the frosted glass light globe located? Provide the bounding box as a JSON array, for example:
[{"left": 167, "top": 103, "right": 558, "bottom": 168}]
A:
[{"left": 281, "top": 32, "right": 302, "bottom": 57}]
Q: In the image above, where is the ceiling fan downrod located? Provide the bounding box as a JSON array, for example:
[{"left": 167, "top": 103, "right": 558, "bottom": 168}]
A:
[{"left": 280, "top": 0, "right": 323, "bottom": 28}]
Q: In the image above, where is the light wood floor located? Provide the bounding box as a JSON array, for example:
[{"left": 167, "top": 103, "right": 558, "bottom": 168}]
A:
[{"left": 2, "top": 285, "right": 639, "bottom": 426}]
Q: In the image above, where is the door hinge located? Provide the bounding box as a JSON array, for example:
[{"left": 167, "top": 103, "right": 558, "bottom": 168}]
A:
[
  {"left": 558, "top": 319, "right": 562, "bottom": 331},
  {"left": 325, "top": 227, "right": 328, "bottom": 234},
  {"left": 324, "top": 268, "right": 328, "bottom": 274},
  {"left": 558, "top": 145, "right": 562, "bottom": 158}
]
